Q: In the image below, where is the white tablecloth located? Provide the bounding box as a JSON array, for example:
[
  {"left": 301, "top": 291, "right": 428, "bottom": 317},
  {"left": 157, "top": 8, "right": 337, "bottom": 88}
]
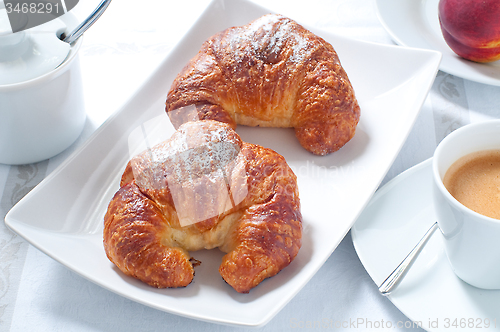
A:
[{"left": 1, "top": 0, "right": 498, "bottom": 330}]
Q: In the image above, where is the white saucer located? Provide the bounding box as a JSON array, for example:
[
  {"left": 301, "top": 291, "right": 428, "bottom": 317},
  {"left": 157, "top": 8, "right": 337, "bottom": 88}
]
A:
[
  {"left": 376, "top": 0, "right": 500, "bottom": 86},
  {"left": 352, "top": 159, "right": 500, "bottom": 332}
]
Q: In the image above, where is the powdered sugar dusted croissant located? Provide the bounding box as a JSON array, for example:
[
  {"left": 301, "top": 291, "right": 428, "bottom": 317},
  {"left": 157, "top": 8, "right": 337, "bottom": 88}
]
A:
[
  {"left": 166, "top": 14, "right": 360, "bottom": 155},
  {"left": 103, "top": 120, "right": 302, "bottom": 293}
]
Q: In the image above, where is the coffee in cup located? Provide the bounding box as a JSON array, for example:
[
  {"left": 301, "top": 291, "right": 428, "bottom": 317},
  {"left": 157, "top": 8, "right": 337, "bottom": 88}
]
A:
[
  {"left": 433, "top": 120, "right": 500, "bottom": 289},
  {"left": 443, "top": 149, "right": 500, "bottom": 220}
]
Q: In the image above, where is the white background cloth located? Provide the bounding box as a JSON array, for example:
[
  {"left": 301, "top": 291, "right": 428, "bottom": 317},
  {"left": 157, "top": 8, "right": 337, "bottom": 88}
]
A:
[{"left": 1, "top": 0, "right": 499, "bottom": 331}]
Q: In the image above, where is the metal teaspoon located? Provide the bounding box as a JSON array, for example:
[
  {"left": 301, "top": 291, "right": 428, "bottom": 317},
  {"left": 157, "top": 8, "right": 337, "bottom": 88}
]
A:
[
  {"left": 62, "top": 0, "right": 112, "bottom": 44},
  {"left": 378, "top": 222, "right": 439, "bottom": 296}
]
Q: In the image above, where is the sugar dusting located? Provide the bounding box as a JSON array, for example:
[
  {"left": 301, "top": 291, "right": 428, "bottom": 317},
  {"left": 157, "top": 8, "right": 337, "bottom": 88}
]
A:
[
  {"left": 132, "top": 122, "right": 248, "bottom": 227},
  {"left": 225, "top": 14, "right": 314, "bottom": 65}
]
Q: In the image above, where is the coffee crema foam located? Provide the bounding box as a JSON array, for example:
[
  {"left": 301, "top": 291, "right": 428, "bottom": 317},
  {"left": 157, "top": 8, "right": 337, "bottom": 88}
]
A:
[{"left": 443, "top": 149, "right": 500, "bottom": 220}]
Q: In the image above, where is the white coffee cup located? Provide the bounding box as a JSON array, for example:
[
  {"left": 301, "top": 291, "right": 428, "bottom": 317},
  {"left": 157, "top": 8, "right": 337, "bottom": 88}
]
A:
[
  {"left": 0, "top": 12, "right": 85, "bottom": 165},
  {"left": 433, "top": 119, "right": 500, "bottom": 289}
]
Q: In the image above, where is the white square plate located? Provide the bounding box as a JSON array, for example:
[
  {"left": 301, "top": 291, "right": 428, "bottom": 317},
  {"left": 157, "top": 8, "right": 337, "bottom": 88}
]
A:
[{"left": 5, "top": 0, "right": 441, "bottom": 327}]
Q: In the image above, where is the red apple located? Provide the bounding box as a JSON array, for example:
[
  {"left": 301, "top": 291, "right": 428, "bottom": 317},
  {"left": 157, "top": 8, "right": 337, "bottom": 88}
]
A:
[{"left": 438, "top": 0, "right": 500, "bottom": 63}]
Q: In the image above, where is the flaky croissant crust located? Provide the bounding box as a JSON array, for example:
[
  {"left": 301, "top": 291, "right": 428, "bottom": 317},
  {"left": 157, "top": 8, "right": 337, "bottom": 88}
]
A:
[
  {"left": 103, "top": 121, "right": 302, "bottom": 293},
  {"left": 166, "top": 14, "right": 360, "bottom": 155}
]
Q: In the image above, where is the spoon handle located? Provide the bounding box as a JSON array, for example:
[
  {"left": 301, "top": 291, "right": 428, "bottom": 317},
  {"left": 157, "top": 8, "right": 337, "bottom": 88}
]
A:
[
  {"left": 378, "top": 222, "right": 439, "bottom": 296},
  {"left": 62, "top": 0, "right": 112, "bottom": 44}
]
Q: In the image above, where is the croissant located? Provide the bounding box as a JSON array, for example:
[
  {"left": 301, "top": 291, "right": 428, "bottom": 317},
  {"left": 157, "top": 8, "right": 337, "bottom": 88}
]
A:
[
  {"left": 103, "top": 120, "right": 302, "bottom": 293},
  {"left": 165, "top": 14, "right": 360, "bottom": 156}
]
